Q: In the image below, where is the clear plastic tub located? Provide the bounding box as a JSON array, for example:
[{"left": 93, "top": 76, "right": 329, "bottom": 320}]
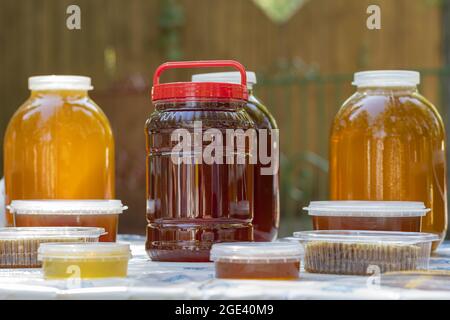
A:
[
  {"left": 304, "top": 201, "right": 428, "bottom": 232},
  {"left": 0, "top": 227, "right": 105, "bottom": 268},
  {"left": 38, "top": 243, "right": 131, "bottom": 279},
  {"left": 293, "top": 230, "right": 438, "bottom": 276},
  {"left": 9, "top": 200, "right": 127, "bottom": 242},
  {"left": 210, "top": 242, "right": 301, "bottom": 280}
]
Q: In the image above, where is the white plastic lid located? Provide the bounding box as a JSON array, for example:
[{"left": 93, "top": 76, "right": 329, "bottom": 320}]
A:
[
  {"left": 293, "top": 230, "right": 439, "bottom": 245},
  {"left": 0, "top": 227, "right": 105, "bottom": 240},
  {"left": 38, "top": 243, "right": 131, "bottom": 260},
  {"left": 192, "top": 71, "right": 257, "bottom": 89},
  {"left": 8, "top": 200, "right": 127, "bottom": 215},
  {"left": 304, "top": 201, "right": 429, "bottom": 217},
  {"left": 210, "top": 242, "right": 302, "bottom": 262},
  {"left": 28, "top": 75, "right": 94, "bottom": 91},
  {"left": 353, "top": 70, "right": 420, "bottom": 88}
]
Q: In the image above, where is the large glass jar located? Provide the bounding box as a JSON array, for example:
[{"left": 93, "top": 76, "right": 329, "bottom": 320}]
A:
[
  {"left": 146, "top": 61, "right": 255, "bottom": 262},
  {"left": 192, "top": 71, "right": 279, "bottom": 241},
  {"left": 4, "top": 76, "right": 115, "bottom": 226},
  {"left": 329, "top": 71, "right": 447, "bottom": 250}
]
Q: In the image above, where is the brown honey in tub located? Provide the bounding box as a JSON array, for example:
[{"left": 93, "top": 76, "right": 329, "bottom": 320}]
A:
[
  {"left": 329, "top": 71, "right": 447, "bottom": 250},
  {"left": 4, "top": 76, "right": 115, "bottom": 226},
  {"left": 211, "top": 242, "right": 301, "bottom": 280},
  {"left": 305, "top": 201, "right": 427, "bottom": 232},
  {"left": 9, "top": 200, "right": 127, "bottom": 242},
  {"left": 146, "top": 61, "right": 255, "bottom": 262}
]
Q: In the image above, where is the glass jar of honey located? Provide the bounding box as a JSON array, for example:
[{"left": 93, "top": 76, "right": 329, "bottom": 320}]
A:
[
  {"left": 146, "top": 61, "right": 255, "bottom": 262},
  {"left": 330, "top": 71, "right": 447, "bottom": 250},
  {"left": 192, "top": 72, "right": 280, "bottom": 242},
  {"left": 4, "top": 76, "right": 115, "bottom": 226}
]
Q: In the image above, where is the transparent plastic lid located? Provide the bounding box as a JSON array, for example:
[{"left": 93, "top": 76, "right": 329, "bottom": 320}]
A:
[
  {"left": 192, "top": 71, "right": 257, "bottom": 89},
  {"left": 38, "top": 243, "right": 131, "bottom": 260},
  {"left": 0, "top": 227, "right": 105, "bottom": 240},
  {"left": 210, "top": 242, "right": 302, "bottom": 261},
  {"left": 8, "top": 200, "right": 127, "bottom": 215},
  {"left": 29, "top": 75, "right": 93, "bottom": 91},
  {"left": 353, "top": 70, "right": 420, "bottom": 87},
  {"left": 293, "top": 230, "right": 439, "bottom": 245},
  {"left": 304, "top": 201, "right": 429, "bottom": 217}
]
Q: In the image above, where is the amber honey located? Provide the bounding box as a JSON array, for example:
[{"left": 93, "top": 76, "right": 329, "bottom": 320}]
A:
[
  {"left": 211, "top": 242, "right": 301, "bottom": 280},
  {"left": 4, "top": 76, "right": 115, "bottom": 227},
  {"left": 330, "top": 72, "right": 447, "bottom": 250},
  {"left": 215, "top": 261, "right": 300, "bottom": 280}
]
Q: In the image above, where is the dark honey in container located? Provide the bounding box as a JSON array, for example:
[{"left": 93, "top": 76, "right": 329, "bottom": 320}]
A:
[
  {"left": 192, "top": 71, "right": 280, "bottom": 241},
  {"left": 329, "top": 71, "right": 447, "bottom": 250},
  {"left": 146, "top": 61, "right": 255, "bottom": 262}
]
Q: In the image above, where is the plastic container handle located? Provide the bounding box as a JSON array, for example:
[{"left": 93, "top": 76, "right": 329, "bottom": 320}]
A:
[{"left": 153, "top": 60, "right": 247, "bottom": 87}]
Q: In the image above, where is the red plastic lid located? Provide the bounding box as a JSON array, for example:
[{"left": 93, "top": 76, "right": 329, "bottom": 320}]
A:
[{"left": 152, "top": 60, "right": 248, "bottom": 102}]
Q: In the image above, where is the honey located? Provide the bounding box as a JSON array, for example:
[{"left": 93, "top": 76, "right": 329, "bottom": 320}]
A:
[
  {"left": 146, "top": 61, "right": 255, "bottom": 262},
  {"left": 38, "top": 243, "right": 131, "bottom": 279},
  {"left": 4, "top": 76, "right": 115, "bottom": 227},
  {"left": 211, "top": 242, "right": 301, "bottom": 280},
  {"left": 0, "top": 227, "right": 104, "bottom": 268},
  {"left": 9, "top": 200, "right": 126, "bottom": 242},
  {"left": 305, "top": 201, "right": 427, "bottom": 232},
  {"left": 329, "top": 71, "right": 447, "bottom": 250},
  {"left": 192, "top": 72, "right": 280, "bottom": 241},
  {"left": 294, "top": 230, "right": 438, "bottom": 276}
]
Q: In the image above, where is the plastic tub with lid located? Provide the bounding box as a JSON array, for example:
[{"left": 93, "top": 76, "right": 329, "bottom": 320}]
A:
[
  {"left": 192, "top": 71, "right": 280, "bottom": 242},
  {"left": 304, "top": 201, "right": 428, "bottom": 232},
  {"left": 210, "top": 242, "right": 301, "bottom": 280},
  {"left": 293, "top": 230, "right": 438, "bottom": 275},
  {"left": 9, "top": 200, "right": 127, "bottom": 242},
  {"left": 0, "top": 227, "right": 105, "bottom": 268},
  {"left": 38, "top": 242, "right": 131, "bottom": 279}
]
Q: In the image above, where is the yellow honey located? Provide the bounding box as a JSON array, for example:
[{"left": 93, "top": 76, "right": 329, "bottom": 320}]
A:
[{"left": 38, "top": 243, "right": 131, "bottom": 279}]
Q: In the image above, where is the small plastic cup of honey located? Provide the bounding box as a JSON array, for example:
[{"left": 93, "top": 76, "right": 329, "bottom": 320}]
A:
[
  {"left": 210, "top": 242, "right": 302, "bottom": 280},
  {"left": 0, "top": 227, "right": 105, "bottom": 268},
  {"left": 9, "top": 200, "right": 127, "bottom": 242},
  {"left": 304, "top": 201, "right": 429, "bottom": 232},
  {"left": 38, "top": 243, "right": 131, "bottom": 280}
]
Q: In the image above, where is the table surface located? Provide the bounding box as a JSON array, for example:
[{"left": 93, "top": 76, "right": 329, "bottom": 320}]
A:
[{"left": 1, "top": 235, "right": 450, "bottom": 300}]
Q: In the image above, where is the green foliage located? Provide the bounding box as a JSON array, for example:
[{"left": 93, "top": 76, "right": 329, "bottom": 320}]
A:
[{"left": 159, "top": 0, "right": 184, "bottom": 60}]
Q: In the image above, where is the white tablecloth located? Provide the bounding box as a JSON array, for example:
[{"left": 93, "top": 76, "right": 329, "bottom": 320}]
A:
[{"left": 1, "top": 235, "right": 450, "bottom": 300}]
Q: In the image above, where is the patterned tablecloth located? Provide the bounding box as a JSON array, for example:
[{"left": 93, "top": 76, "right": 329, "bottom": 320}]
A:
[{"left": 1, "top": 235, "right": 450, "bottom": 300}]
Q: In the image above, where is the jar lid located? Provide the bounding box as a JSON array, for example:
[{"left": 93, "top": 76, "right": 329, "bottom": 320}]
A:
[
  {"left": 304, "top": 201, "right": 429, "bottom": 217},
  {"left": 0, "top": 227, "right": 105, "bottom": 240},
  {"left": 293, "top": 230, "right": 439, "bottom": 245},
  {"left": 192, "top": 71, "right": 257, "bottom": 89},
  {"left": 210, "top": 242, "right": 302, "bottom": 262},
  {"left": 8, "top": 200, "right": 127, "bottom": 215},
  {"left": 152, "top": 60, "right": 248, "bottom": 102},
  {"left": 29, "top": 75, "right": 94, "bottom": 91},
  {"left": 38, "top": 243, "right": 131, "bottom": 260},
  {"left": 353, "top": 70, "right": 420, "bottom": 87}
]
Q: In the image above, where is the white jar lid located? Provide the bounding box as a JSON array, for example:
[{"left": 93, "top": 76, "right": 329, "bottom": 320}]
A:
[
  {"left": 353, "top": 70, "right": 420, "bottom": 87},
  {"left": 28, "top": 75, "right": 94, "bottom": 91},
  {"left": 304, "top": 201, "right": 429, "bottom": 217},
  {"left": 192, "top": 71, "right": 257, "bottom": 89},
  {"left": 8, "top": 200, "right": 127, "bottom": 215},
  {"left": 210, "top": 242, "right": 302, "bottom": 262},
  {"left": 38, "top": 243, "right": 131, "bottom": 260}
]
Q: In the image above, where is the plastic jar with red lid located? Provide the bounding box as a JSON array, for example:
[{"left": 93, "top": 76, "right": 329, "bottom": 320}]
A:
[{"left": 146, "top": 60, "right": 255, "bottom": 262}]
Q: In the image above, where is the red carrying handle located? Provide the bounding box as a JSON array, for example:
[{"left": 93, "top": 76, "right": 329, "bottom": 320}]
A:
[{"left": 153, "top": 60, "right": 247, "bottom": 87}]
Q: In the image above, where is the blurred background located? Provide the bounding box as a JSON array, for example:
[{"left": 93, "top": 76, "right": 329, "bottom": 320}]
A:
[{"left": 0, "top": 0, "right": 449, "bottom": 237}]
